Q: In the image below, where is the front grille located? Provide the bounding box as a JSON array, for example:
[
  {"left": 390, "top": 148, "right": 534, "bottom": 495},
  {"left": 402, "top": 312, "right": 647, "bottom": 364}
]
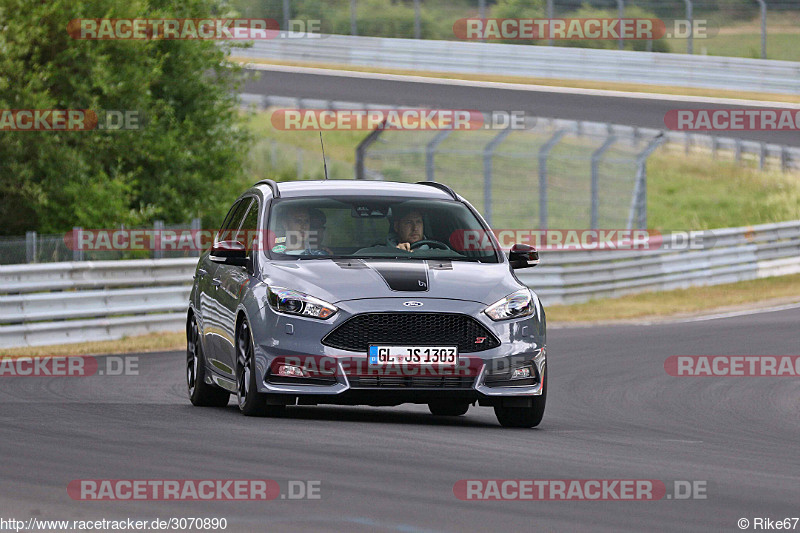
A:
[
  {"left": 322, "top": 312, "right": 500, "bottom": 353},
  {"left": 347, "top": 376, "right": 475, "bottom": 389}
]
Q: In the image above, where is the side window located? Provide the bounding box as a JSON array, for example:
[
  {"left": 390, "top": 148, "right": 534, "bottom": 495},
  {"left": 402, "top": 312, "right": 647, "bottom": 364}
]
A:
[
  {"left": 237, "top": 199, "right": 261, "bottom": 252},
  {"left": 216, "top": 198, "right": 252, "bottom": 243}
]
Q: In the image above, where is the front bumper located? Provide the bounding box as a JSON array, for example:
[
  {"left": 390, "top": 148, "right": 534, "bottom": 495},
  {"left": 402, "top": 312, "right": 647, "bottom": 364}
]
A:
[{"left": 249, "top": 296, "right": 546, "bottom": 405}]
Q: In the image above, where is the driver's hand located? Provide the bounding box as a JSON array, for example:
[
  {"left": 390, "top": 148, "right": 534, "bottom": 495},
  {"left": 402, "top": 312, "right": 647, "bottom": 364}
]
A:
[{"left": 396, "top": 242, "right": 411, "bottom": 252}]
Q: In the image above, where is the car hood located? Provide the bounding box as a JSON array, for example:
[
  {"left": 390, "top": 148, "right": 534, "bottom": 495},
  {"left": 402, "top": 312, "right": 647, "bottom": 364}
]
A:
[{"left": 262, "top": 258, "right": 523, "bottom": 305}]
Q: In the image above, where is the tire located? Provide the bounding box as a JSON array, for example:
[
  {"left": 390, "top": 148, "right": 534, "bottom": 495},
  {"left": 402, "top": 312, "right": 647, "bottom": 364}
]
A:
[
  {"left": 428, "top": 400, "right": 470, "bottom": 416},
  {"left": 236, "top": 320, "right": 285, "bottom": 417},
  {"left": 494, "top": 370, "right": 547, "bottom": 428},
  {"left": 187, "top": 316, "right": 230, "bottom": 407}
]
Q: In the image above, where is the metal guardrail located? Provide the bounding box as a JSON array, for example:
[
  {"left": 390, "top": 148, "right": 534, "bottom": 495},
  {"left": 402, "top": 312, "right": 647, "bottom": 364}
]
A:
[
  {"left": 2, "top": 221, "right": 799, "bottom": 347},
  {"left": 235, "top": 34, "right": 800, "bottom": 95},
  {"left": 0, "top": 259, "right": 195, "bottom": 348}
]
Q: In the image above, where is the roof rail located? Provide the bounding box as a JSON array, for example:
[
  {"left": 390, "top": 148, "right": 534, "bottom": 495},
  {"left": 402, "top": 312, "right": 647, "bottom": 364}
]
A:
[
  {"left": 254, "top": 179, "right": 280, "bottom": 198},
  {"left": 415, "top": 181, "right": 458, "bottom": 201}
]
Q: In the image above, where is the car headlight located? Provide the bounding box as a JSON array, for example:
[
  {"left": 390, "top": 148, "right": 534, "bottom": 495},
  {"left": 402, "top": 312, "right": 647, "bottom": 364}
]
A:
[
  {"left": 484, "top": 289, "right": 534, "bottom": 321},
  {"left": 266, "top": 286, "right": 338, "bottom": 320}
]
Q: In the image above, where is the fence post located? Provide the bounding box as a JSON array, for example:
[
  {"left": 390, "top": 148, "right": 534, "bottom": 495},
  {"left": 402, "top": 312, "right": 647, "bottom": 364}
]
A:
[
  {"left": 628, "top": 134, "right": 665, "bottom": 230},
  {"left": 73, "top": 227, "right": 84, "bottom": 262},
  {"left": 153, "top": 220, "right": 164, "bottom": 259},
  {"left": 283, "top": 0, "right": 290, "bottom": 30},
  {"left": 478, "top": 0, "right": 486, "bottom": 42},
  {"left": 414, "top": 0, "right": 421, "bottom": 39},
  {"left": 538, "top": 128, "right": 571, "bottom": 229},
  {"left": 297, "top": 148, "right": 304, "bottom": 178},
  {"left": 756, "top": 0, "right": 767, "bottom": 59},
  {"left": 482, "top": 127, "right": 512, "bottom": 225},
  {"left": 426, "top": 130, "right": 451, "bottom": 182},
  {"left": 350, "top": 0, "right": 357, "bottom": 36},
  {"left": 591, "top": 136, "right": 618, "bottom": 230},
  {"left": 547, "top": 0, "right": 554, "bottom": 46},
  {"left": 684, "top": 0, "right": 693, "bottom": 54},
  {"left": 191, "top": 217, "right": 202, "bottom": 257},
  {"left": 355, "top": 120, "right": 387, "bottom": 179},
  {"left": 617, "top": 0, "right": 624, "bottom": 51},
  {"left": 26, "top": 231, "right": 37, "bottom": 263}
]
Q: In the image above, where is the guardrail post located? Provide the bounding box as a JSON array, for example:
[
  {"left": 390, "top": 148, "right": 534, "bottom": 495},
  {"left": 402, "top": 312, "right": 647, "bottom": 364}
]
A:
[
  {"left": 684, "top": 0, "right": 693, "bottom": 54},
  {"left": 73, "top": 227, "right": 84, "bottom": 262},
  {"left": 591, "top": 136, "right": 618, "bottom": 230},
  {"left": 759, "top": 142, "right": 766, "bottom": 170},
  {"left": 712, "top": 136, "right": 718, "bottom": 159},
  {"left": 426, "top": 130, "right": 451, "bottom": 182},
  {"left": 617, "top": 0, "right": 624, "bottom": 50},
  {"left": 355, "top": 120, "right": 387, "bottom": 179},
  {"left": 628, "top": 133, "right": 665, "bottom": 230},
  {"left": 482, "top": 127, "right": 513, "bottom": 225},
  {"left": 735, "top": 138, "right": 742, "bottom": 162},
  {"left": 756, "top": 0, "right": 767, "bottom": 59},
  {"left": 153, "top": 220, "right": 164, "bottom": 259},
  {"left": 781, "top": 146, "right": 788, "bottom": 172},
  {"left": 26, "top": 231, "right": 37, "bottom": 263},
  {"left": 538, "top": 128, "right": 571, "bottom": 229}
]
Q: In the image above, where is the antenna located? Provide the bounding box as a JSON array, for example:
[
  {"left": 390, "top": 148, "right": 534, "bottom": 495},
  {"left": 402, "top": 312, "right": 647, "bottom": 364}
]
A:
[{"left": 319, "top": 131, "right": 329, "bottom": 180}]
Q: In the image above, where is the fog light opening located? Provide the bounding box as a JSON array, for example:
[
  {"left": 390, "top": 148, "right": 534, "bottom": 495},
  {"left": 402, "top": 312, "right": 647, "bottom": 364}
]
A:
[
  {"left": 511, "top": 366, "right": 533, "bottom": 380},
  {"left": 276, "top": 364, "right": 307, "bottom": 378}
]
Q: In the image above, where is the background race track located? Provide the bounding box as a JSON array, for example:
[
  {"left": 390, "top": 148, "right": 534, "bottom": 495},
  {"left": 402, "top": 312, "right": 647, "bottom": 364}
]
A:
[
  {"left": 243, "top": 66, "right": 800, "bottom": 147},
  {"left": 2, "top": 307, "right": 798, "bottom": 532}
]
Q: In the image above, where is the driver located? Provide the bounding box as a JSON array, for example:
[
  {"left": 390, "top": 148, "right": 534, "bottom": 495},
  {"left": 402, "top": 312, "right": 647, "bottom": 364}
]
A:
[{"left": 388, "top": 208, "right": 430, "bottom": 252}]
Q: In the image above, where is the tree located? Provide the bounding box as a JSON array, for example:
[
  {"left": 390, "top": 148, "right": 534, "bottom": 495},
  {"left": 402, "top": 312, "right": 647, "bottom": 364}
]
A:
[{"left": 0, "top": 0, "right": 252, "bottom": 235}]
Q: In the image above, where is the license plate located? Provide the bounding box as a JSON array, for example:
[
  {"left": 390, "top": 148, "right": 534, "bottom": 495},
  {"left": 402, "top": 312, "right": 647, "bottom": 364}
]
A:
[{"left": 368, "top": 346, "right": 459, "bottom": 365}]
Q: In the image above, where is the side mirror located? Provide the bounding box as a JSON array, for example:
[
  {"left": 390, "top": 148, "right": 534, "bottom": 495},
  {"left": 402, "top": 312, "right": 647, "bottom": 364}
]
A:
[
  {"left": 210, "top": 240, "right": 249, "bottom": 267},
  {"left": 508, "top": 243, "right": 539, "bottom": 269}
]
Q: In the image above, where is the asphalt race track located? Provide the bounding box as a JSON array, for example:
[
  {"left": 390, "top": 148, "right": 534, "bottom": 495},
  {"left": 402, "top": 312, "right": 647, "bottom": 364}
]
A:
[
  {"left": 243, "top": 66, "right": 800, "bottom": 147},
  {"left": 2, "top": 307, "right": 798, "bottom": 532}
]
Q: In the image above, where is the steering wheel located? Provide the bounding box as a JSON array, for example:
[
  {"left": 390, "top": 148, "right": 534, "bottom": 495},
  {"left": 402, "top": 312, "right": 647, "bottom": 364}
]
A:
[{"left": 410, "top": 239, "right": 451, "bottom": 251}]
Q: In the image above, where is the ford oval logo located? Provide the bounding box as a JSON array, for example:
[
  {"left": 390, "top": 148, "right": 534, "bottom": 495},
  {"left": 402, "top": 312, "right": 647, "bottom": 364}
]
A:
[{"left": 403, "top": 301, "right": 423, "bottom": 307}]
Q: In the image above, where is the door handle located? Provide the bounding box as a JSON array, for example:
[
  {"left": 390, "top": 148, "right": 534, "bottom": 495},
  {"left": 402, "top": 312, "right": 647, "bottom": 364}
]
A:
[{"left": 211, "top": 278, "right": 222, "bottom": 287}]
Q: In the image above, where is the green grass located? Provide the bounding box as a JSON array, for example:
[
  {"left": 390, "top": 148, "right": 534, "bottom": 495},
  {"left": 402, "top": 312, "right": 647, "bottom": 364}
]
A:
[
  {"left": 546, "top": 273, "right": 800, "bottom": 323},
  {"left": 647, "top": 152, "right": 800, "bottom": 230}
]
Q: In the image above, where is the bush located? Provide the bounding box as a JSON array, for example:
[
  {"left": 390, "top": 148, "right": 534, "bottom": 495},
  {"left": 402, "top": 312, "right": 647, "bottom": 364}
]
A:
[{"left": 0, "top": 0, "right": 253, "bottom": 234}]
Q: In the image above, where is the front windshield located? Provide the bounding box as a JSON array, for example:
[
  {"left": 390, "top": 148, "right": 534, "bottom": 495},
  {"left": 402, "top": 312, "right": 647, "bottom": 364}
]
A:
[{"left": 265, "top": 196, "right": 499, "bottom": 262}]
